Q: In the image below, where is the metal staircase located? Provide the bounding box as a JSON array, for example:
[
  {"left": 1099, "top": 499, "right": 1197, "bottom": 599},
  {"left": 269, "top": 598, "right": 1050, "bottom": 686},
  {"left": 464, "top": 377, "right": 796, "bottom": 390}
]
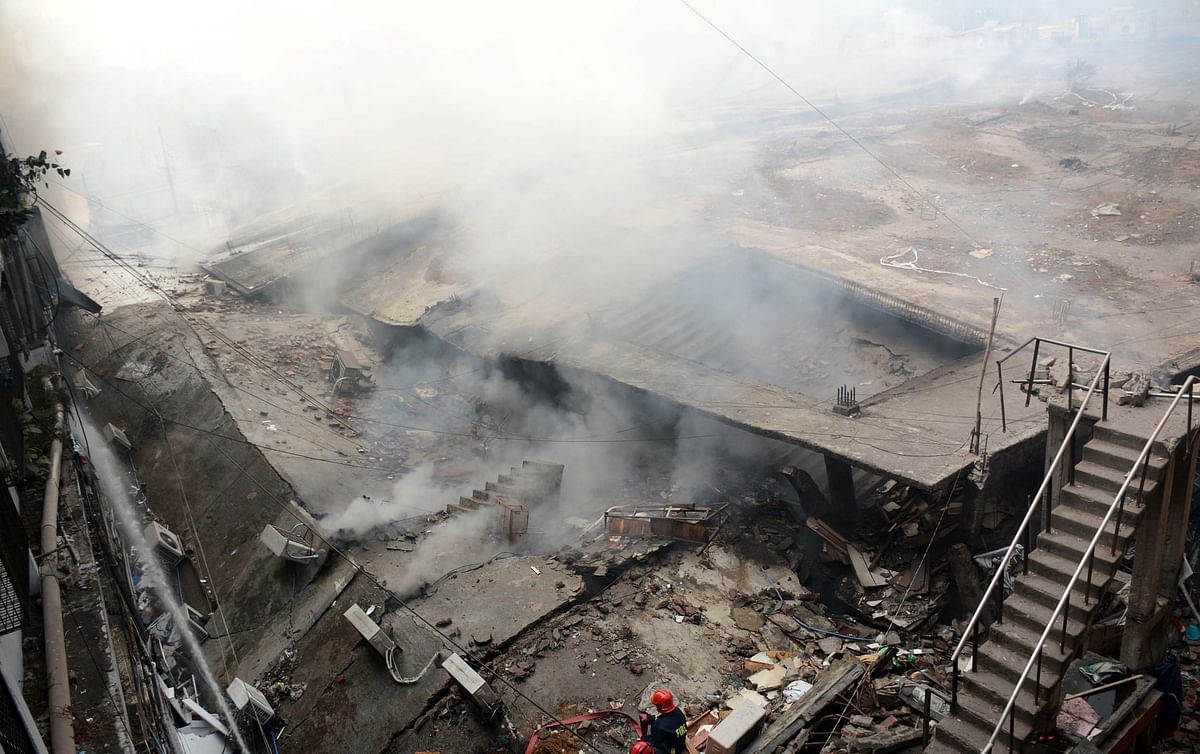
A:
[{"left": 927, "top": 340, "right": 1196, "bottom": 753}]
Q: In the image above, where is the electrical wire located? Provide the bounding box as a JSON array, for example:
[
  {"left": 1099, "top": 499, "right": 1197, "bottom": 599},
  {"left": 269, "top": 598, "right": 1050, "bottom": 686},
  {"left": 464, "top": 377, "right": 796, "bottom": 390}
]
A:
[{"left": 673, "top": 0, "right": 986, "bottom": 250}]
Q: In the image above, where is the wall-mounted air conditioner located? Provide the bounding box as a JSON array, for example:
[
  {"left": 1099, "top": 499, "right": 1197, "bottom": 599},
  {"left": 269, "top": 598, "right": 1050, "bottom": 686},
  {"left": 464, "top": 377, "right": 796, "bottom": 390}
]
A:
[
  {"left": 103, "top": 422, "right": 132, "bottom": 451},
  {"left": 227, "top": 678, "right": 275, "bottom": 725},
  {"left": 184, "top": 603, "right": 209, "bottom": 643},
  {"left": 143, "top": 521, "right": 185, "bottom": 567}
]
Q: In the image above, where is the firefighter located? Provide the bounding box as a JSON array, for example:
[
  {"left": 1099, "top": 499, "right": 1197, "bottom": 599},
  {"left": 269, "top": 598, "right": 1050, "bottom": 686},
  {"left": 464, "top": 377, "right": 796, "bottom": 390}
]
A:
[{"left": 645, "top": 689, "right": 688, "bottom": 754}]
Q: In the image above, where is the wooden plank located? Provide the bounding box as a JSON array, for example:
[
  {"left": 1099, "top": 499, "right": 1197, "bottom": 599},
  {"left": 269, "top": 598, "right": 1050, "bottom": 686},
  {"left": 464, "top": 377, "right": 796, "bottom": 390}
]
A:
[
  {"left": 847, "top": 545, "right": 889, "bottom": 588},
  {"left": 743, "top": 658, "right": 864, "bottom": 754}
]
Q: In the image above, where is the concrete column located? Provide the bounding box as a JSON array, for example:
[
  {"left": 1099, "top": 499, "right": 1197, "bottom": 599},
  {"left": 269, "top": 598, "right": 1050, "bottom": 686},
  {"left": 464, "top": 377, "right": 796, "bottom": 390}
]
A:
[
  {"left": 1158, "top": 436, "right": 1199, "bottom": 596},
  {"left": 1121, "top": 462, "right": 1170, "bottom": 670},
  {"left": 1042, "top": 405, "right": 1070, "bottom": 529},
  {"left": 824, "top": 456, "right": 856, "bottom": 513}
]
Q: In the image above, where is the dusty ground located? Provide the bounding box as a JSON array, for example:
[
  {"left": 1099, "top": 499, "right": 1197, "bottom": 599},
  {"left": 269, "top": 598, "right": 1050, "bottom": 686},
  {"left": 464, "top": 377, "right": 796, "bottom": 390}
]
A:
[{"left": 702, "top": 49, "right": 1200, "bottom": 363}]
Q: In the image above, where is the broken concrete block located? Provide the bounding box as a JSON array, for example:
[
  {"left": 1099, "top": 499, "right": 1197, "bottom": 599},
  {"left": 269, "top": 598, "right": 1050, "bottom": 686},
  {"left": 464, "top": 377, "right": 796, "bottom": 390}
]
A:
[
  {"left": 726, "top": 688, "right": 769, "bottom": 710},
  {"left": 749, "top": 664, "right": 787, "bottom": 692},
  {"left": 1117, "top": 370, "right": 1151, "bottom": 406},
  {"left": 707, "top": 701, "right": 767, "bottom": 754},
  {"left": 817, "top": 637, "right": 842, "bottom": 656},
  {"left": 731, "top": 607, "right": 766, "bottom": 631}
]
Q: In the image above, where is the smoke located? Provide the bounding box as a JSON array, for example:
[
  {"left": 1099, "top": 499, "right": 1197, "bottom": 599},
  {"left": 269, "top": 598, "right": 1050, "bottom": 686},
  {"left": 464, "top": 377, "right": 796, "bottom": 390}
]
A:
[
  {"left": 322, "top": 463, "right": 447, "bottom": 536},
  {"left": 3, "top": 1, "right": 1059, "bottom": 255},
  {"left": 72, "top": 411, "right": 250, "bottom": 751}
]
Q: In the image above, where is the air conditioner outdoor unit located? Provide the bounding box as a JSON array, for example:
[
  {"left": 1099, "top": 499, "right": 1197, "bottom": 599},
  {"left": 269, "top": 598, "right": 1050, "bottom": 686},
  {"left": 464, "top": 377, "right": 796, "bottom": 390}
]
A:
[
  {"left": 227, "top": 678, "right": 275, "bottom": 725},
  {"left": 144, "top": 522, "right": 185, "bottom": 567},
  {"left": 103, "top": 422, "right": 132, "bottom": 451},
  {"left": 184, "top": 603, "right": 210, "bottom": 643}
]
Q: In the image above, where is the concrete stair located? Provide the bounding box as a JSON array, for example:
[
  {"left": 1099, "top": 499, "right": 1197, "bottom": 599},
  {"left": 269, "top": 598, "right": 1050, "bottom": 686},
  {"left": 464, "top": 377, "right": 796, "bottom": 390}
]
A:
[
  {"left": 445, "top": 461, "right": 564, "bottom": 516},
  {"left": 927, "top": 423, "right": 1166, "bottom": 753}
]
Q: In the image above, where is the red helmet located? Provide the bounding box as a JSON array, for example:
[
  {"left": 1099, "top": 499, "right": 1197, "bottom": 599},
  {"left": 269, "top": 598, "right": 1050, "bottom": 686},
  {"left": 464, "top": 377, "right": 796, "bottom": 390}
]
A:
[
  {"left": 650, "top": 689, "right": 676, "bottom": 713},
  {"left": 631, "top": 743, "right": 654, "bottom": 754}
]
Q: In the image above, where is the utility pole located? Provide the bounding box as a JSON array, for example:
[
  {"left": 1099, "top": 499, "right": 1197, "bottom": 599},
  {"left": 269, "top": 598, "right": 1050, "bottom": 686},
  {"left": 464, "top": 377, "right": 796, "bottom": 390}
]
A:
[
  {"left": 972, "top": 296, "right": 1003, "bottom": 454},
  {"left": 158, "top": 125, "right": 181, "bottom": 220}
]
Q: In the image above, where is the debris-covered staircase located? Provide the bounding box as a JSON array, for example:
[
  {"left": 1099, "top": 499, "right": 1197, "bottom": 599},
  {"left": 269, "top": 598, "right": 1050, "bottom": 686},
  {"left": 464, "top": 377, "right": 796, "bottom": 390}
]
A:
[
  {"left": 446, "top": 461, "right": 564, "bottom": 515},
  {"left": 927, "top": 423, "right": 1169, "bottom": 753}
]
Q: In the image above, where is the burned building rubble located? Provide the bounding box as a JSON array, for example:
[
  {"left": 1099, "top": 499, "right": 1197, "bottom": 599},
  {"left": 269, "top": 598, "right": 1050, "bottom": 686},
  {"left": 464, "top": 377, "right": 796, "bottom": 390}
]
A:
[{"left": 9, "top": 9, "right": 1200, "bottom": 754}]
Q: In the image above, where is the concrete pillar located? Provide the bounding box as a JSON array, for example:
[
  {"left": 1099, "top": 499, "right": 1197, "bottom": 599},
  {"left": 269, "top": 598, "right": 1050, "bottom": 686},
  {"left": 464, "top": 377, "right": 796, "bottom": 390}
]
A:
[
  {"left": 1042, "top": 405, "right": 1070, "bottom": 531},
  {"left": 1158, "top": 437, "right": 1199, "bottom": 596},
  {"left": 1121, "top": 462, "right": 1170, "bottom": 670},
  {"left": 824, "top": 456, "right": 856, "bottom": 513}
]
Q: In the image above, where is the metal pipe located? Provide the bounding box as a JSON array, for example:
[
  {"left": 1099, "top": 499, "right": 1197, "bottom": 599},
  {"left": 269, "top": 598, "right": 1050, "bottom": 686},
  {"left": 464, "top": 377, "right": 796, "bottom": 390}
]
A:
[
  {"left": 997, "top": 361, "right": 1007, "bottom": 432},
  {"left": 1067, "top": 346, "right": 1074, "bottom": 411},
  {"left": 950, "top": 355, "right": 1109, "bottom": 665},
  {"left": 1102, "top": 360, "right": 1110, "bottom": 421},
  {"left": 39, "top": 380, "right": 76, "bottom": 754}
]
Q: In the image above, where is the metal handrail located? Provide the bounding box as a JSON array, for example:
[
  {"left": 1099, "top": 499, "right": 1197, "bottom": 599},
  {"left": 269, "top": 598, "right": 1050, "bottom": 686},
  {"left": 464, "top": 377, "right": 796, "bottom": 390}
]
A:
[
  {"left": 949, "top": 354, "right": 1110, "bottom": 679},
  {"left": 995, "top": 336, "right": 1109, "bottom": 365},
  {"left": 982, "top": 375, "right": 1197, "bottom": 752},
  {"left": 995, "top": 337, "right": 1110, "bottom": 431}
]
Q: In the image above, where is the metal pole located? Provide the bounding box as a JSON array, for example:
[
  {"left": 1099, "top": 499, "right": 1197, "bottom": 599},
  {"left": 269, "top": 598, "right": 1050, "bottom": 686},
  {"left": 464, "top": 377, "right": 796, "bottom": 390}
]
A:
[
  {"left": 1025, "top": 340, "right": 1041, "bottom": 407},
  {"left": 1189, "top": 381, "right": 1194, "bottom": 449},
  {"left": 972, "top": 619, "right": 980, "bottom": 670},
  {"left": 1103, "top": 360, "right": 1110, "bottom": 421},
  {"left": 1044, "top": 488, "right": 1052, "bottom": 533},
  {"left": 1060, "top": 592, "right": 1070, "bottom": 652},
  {"left": 39, "top": 384, "right": 76, "bottom": 754},
  {"left": 952, "top": 662, "right": 959, "bottom": 710},
  {"left": 974, "top": 297, "right": 1002, "bottom": 454},
  {"left": 1035, "top": 647, "right": 1043, "bottom": 705},
  {"left": 1067, "top": 421, "right": 1076, "bottom": 487},
  {"left": 1067, "top": 346, "right": 1074, "bottom": 411},
  {"left": 922, "top": 690, "right": 931, "bottom": 745},
  {"left": 1008, "top": 704, "right": 1016, "bottom": 753},
  {"left": 1022, "top": 513, "right": 1030, "bottom": 575},
  {"left": 1086, "top": 551, "right": 1094, "bottom": 605},
  {"left": 997, "top": 362, "right": 1008, "bottom": 432}
]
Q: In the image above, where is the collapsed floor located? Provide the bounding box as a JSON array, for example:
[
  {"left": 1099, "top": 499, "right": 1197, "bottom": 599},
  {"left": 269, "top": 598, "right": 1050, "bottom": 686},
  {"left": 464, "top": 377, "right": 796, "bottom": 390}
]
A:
[{"left": 35, "top": 34, "right": 1200, "bottom": 754}]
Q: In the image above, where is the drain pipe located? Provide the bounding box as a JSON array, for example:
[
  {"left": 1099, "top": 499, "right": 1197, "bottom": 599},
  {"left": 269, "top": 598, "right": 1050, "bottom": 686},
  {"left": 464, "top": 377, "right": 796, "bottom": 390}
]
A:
[{"left": 39, "top": 379, "right": 76, "bottom": 754}]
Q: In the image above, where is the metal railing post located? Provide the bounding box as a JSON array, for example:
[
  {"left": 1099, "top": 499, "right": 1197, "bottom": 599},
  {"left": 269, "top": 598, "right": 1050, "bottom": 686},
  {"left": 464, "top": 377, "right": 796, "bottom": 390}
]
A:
[
  {"left": 1025, "top": 340, "right": 1041, "bottom": 407},
  {"left": 952, "top": 662, "right": 959, "bottom": 710},
  {"left": 1044, "top": 488, "right": 1052, "bottom": 532},
  {"left": 1060, "top": 592, "right": 1070, "bottom": 653},
  {"left": 1067, "top": 420, "right": 1076, "bottom": 487},
  {"left": 1102, "top": 360, "right": 1110, "bottom": 421},
  {"left": 1085, "top": 551, "right": 1095, "bottom": 605},
  {"left": 972, "top": 619, "right": 980, "bottom": 668},
  {"left": 1034, "top": 647, "right": 1043, "bottom": 705},
  {"left": 997, "top": 361, "right": 1008, "bottom": 432},
  {"left": 1008, "top": 705, "right": 1016, "bottom": 753},
  {"left": 1067, "top": 346, "right": 1074, "bottom": 410},
  {"left": 1189, "top": 381, "right": 1194, "bottom": 450},
  {"left": 1022, "top": 510, "right": 1031, "bottom": 575}
]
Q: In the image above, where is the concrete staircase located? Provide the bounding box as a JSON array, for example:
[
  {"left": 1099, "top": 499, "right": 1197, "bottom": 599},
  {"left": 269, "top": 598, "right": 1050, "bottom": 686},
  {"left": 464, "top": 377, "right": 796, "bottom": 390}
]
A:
[
  {"left": 927, "top": 424, "right": 1169, "bottom": 753},
  {"left": 445, "top": 461, "right": 564, "bottom": 515}
]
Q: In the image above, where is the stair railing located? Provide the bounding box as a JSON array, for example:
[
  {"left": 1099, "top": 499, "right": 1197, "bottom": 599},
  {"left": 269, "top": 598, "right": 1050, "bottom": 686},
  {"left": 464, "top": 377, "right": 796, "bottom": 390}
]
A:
[
  {"left": 982, "top": 374, "right": 1197, "bottom": 753},
  {"left": 995, "top": 337, "right": 1110, "bottom": 433},
  {"left": 949, "top": 352, "right": 1110, "bottom": 711}
]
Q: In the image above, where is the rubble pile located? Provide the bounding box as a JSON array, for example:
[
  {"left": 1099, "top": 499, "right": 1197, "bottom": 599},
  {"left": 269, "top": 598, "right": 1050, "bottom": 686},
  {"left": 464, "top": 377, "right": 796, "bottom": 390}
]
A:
[{"left": 259, "top": 644, "right": 308, "bottom": 708}]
